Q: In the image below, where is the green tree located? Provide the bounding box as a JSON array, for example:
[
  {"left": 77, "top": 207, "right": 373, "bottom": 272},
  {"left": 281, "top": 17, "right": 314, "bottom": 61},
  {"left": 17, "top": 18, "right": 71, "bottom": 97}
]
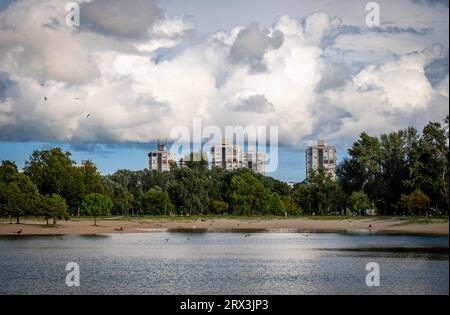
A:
[
  {"left": 42, "top": 194, "right": 69, "bottom": 225},
  {"left": 336, "top": 158, "right": 366, "bottom": 214},
  {"left": 82, "top": 193, "right": 113, "bottom": 226},
  {"left": 81, "top": 160, "right": 104, "bottom": 194},
  {"left": 211, "top": 200, "right": 229, "bottom": 214},
  {"left": 400, "top": 190, "right": 431, "bottom": 216},
  {"left": 305, "top": 168, "right": 339, "bottom": 215},
  {"left": 229, "top": 171, "right": 286, "bottom": 215},
  {"left": 0, "top": 169, "right": 41, "bottom": 224},
  {"left": 348, "top": 191, "right": 372, "bottom": 216},
  {"left": 282, "top": 195, "right": 302, "bottom": 216},
  {"left": 231, "top": 172, "right": 267, "bottom": 215},
  {"left": 291, "top": 182, "right": 312, "bottom": 215},
  {"left": 23, "top": 149, "right": 106, "bottom": 215},
  {"left": 267, "top": 192, "right": 286, "bottom": 216},
  {"left": 138, "top": 188, "right": 173, "bottom": 215},
  {"left": 24, "top": 148, "right": 74, "bottom": 196}
]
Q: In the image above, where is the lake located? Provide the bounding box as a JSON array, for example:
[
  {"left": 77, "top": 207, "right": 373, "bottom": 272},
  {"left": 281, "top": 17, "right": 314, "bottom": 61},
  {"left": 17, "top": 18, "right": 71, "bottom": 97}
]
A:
[{"left": 0, "top": 231, "right": 448, "bottom": 295}]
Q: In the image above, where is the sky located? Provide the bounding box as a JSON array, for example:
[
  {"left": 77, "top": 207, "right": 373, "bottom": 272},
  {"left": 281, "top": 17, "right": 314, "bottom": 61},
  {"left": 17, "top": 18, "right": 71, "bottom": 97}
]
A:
[{"left": 0, "top": 0, "right": 448, "bottom": 182}]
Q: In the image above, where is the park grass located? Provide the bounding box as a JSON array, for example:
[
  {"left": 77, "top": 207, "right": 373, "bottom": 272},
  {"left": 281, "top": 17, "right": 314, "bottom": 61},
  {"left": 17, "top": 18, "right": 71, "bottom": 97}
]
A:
[{"left": 40, "top": 224, "right": 58, "bottom": 228}]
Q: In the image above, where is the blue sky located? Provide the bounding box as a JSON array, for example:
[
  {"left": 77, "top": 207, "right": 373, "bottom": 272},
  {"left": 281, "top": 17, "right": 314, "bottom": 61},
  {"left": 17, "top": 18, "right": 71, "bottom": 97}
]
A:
[{"left": 0, "top": 0, "right": 448, "bottom": 182}]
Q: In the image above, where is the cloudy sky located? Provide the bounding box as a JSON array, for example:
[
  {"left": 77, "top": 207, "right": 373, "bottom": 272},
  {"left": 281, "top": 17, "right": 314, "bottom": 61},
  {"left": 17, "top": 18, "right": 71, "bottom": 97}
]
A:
[{"left": 0, "top": 0, "right": 448, "bottom": 181}]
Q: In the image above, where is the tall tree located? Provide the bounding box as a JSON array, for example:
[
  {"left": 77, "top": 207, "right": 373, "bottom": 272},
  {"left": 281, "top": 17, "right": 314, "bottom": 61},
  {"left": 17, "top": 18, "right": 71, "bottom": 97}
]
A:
[
  {"left": 138, "top": 187, "right": 173, "bottom": 215},
  {"left": 42, "top": 194, "right": 69, "bottom": 225},
  {"left": 82, "top": 193, "right": 113, "bottom": 226},
  {"left": 0, "top": 170, "right": 40, "bottom": 224},
  {"left": 348, "top": 191, "right": 372, "bottom": 216}
]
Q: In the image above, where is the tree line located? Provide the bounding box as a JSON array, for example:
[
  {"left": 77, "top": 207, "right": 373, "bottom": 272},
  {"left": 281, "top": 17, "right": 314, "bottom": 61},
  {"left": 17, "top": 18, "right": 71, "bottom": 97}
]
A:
[{"left": 0, "top": 117, "right": 448, "bottom": 224}]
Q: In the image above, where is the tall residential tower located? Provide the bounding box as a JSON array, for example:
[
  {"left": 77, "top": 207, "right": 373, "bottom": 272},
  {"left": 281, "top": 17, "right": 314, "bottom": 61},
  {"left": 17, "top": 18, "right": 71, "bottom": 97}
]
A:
[
  {"left": 244, "top": 151, "right": 265, "bottom": 175},
  {"left": 148, "top": 143, "right": 176, "bottom": 171},
  {"left": 306, "top": 140, "right": 336, "bottom": 179},
  {"left": 210, "top": 138, "right": 243, "bottom": 171}
]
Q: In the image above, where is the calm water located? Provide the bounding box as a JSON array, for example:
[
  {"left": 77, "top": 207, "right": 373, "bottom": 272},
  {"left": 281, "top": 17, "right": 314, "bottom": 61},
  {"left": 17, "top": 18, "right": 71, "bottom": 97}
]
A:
[{"left": 0, "top": 231, "right": 448, "bottom": 295}]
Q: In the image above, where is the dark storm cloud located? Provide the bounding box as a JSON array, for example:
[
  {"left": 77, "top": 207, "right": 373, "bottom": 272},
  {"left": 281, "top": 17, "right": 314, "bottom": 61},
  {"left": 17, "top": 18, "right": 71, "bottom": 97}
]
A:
[
  {"left": 229, "top": 94, "right": 274, "bottom": 113},
  {"left": 409, "top": 0, "right": 449, "bottom": 7},
  {"left": 337, "top": 24, "right": 431, "bottom": 37},
  {"left": 307, "top": 97, "right": 352, "bottom": 140},
  {"left": 68, "top": 142, "right": 151, "bottom": 154},
  {"left": 0, "top": 72, "right": 15, "bottom": 99},
  {"left": 80, "top": 0, "right": 162, "bottom": 38},
  {"left": 316, "top": 62, "right": 352, "bottom": 92},
  {"left": 229, "top": 23, "right": 283, "bottom": 72},
  {"left": 425, "top": 53, "right": 449, "bottom": 86}
]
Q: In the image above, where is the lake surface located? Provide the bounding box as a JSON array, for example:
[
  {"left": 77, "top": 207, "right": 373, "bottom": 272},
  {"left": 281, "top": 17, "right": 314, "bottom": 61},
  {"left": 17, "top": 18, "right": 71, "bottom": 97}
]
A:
[{"left": 0, "top": 231, "right": 448, "bottom": 295}]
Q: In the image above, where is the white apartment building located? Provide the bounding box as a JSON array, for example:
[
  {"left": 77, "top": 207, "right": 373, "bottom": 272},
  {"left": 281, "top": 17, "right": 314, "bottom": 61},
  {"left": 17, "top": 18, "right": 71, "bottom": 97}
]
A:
[
  {"left": 148, "top": 143, "right": 176, "bottom": 171},
  {"left": 244, "top": 151, "right": 265, "bottom": 175},
  {"left": 210, "top": 138, "right": 243, "bottom": 170},
  {"left": 306, "top": 140, "right": 336, "bottom": 180}
]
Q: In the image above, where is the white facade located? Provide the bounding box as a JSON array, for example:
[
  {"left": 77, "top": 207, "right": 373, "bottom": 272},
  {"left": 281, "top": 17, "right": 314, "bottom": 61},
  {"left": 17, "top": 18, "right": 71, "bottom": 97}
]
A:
[
  {"left": 306, "top": 140, "right": 336, "bottom": 179},
  {"left": 244, "top": 151, "right": 265, "bottom": 175},
  {"left": 148, "top": 144, "right": 176, "bottom": 171},
  {"left": 210, "top": 139, "right": 243, "bottom": 170}
]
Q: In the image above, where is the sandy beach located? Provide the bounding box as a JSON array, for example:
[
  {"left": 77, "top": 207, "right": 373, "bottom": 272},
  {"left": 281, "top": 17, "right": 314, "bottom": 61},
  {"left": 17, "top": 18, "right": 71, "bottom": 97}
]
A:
[{"left": 0, "top": 217, "right": 448, "bottom": 236}]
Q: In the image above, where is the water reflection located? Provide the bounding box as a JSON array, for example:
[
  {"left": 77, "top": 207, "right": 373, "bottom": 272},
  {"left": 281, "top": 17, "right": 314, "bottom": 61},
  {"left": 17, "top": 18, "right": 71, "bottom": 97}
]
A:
[{"left": 0, "top": 232, "right": 448, "bottom": 295}]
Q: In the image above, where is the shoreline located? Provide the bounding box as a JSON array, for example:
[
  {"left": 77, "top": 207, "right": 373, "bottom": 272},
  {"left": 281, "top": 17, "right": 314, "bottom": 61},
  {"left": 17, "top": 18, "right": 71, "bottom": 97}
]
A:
[{"left": 0, "top": 217, "right": 448, "bottom": 236}]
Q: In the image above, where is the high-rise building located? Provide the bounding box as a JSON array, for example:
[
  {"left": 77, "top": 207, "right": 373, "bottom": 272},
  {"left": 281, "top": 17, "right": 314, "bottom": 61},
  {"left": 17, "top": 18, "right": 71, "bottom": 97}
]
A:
[
  {"left": 244, "top": 151, "right": 265, "bottom": 175},
  {"left": 210, "top": 138, "right": 243, "bottom": 170},
  {"left": 306, "top": 140, "right": 336, "bottom": 179},
  {"left": 148, "top": 143, "right": 176, "bottom": 171}
]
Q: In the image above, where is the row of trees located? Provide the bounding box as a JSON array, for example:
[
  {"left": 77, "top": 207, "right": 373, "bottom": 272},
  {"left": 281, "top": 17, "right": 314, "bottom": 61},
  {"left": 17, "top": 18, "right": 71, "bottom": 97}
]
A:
[
  {"left": 101, "top": 163, "right": 290, "bottom": 216},
  {"left": 337, "top": 117, "right": 448, "bottom": 215},
  {"left": 0, "top": 159, "right": 113, "bottom": 224},
  {"left": 0, "top": 117, "right": 448, "bottom": 222},
  {"left": 292, "top": 117, "right": 449, "bottom": 216}
]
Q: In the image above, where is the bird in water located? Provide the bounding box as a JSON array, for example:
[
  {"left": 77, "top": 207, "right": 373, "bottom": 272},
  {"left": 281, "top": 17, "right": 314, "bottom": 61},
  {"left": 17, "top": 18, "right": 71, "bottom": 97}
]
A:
[
  {"left": 44, "top": 96, "right": 47, "bottom": 101},
  {"left": 244, "top": 234, "right": 250, "bottom": 237},
  {"left": 86, "top": 113, "right": 91, "bottom": 118},
  {"left": 16, "top": 229, "right": 22, "bottom": 234}
]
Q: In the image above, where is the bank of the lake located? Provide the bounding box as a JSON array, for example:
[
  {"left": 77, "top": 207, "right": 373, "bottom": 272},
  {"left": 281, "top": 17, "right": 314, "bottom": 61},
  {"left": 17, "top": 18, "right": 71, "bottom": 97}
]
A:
[{"left": 0, "top": 216, "right": 448, "bottom": 235}]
